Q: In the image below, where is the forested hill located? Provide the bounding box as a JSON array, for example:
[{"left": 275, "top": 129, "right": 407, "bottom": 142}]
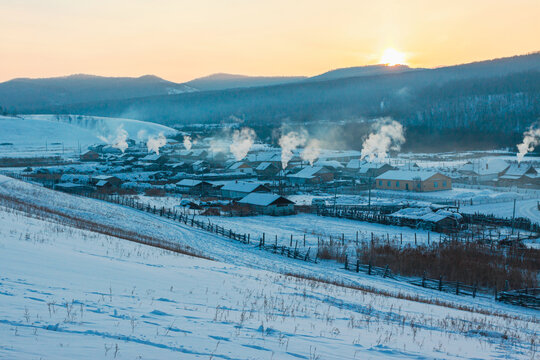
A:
[{"left": 13, "top": 53, "right": 540, "bottom": 151}]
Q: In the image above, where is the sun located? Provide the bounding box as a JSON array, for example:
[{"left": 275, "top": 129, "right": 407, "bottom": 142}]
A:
[{"left": 380, "top": 48, "right": 406, "bottom": 66}]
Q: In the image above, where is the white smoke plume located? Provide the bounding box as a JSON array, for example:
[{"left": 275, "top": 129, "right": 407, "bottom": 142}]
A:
[
  {"left": 137, "top": 129, "right": 147, "bottom": 142},
  {"left": 517, "top": 123, "right": 540, "bottom": 163},
  {"left": 279, "top": 130, "right": 307, "bottom": 169},
  {"left": 301, "top": 139, "right": 321, "bottom": 166},
  {"left": 361, "top": 118, "right": 405, "bottom": 162},
  {"left": 98, "top": 125, "right": 129, "bottom": 153},
  {"left": 147, "top": 132, "right": 167, "bottom": 155},
  {"left": 230, "top": 127, "right": 256, "bottom": 161},
  {"left": 183, "top": 135, "right": 192, "bottom": 150}
]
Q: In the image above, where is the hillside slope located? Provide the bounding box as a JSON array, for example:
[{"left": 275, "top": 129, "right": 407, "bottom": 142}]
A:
[
  {"left": 38, "top": 53, "right": 540, "bottom": 151},
  {"left": 0, "top": 176, "right": 537, "bottom": 359}
]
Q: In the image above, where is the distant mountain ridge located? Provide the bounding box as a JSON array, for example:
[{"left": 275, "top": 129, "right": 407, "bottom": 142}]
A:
[
  {"left": 308, "top": 64, "right": 415, "bottom": 81},
  {"left": 0, "top": 74, "right": 197, "bottom": 111},
  {"left": 184, "top": 73, "right": 306, "bottom": 91}
]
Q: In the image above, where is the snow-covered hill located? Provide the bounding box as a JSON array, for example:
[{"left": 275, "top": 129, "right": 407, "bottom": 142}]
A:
[
  {"left": 0, "top": 176, "right": 537, "bottom": 359},
  {"left": 0, "top": 115, "right": 177, "bottom": 157}
]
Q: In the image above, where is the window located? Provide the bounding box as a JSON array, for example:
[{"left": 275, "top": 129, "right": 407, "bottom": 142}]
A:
[
  {"left": 379, "top": 180, "right": 382, "bottom": 186},
  {"left": 396, "top": 181, "right": 400, "bottom": 187},
  {"left": 417, "top": 183, "right": 421, "bottom": 188},
  {"left": 443, "top": 181, "right": 447, "bottom": 187},
  {"left": 387, "top": 181, "right": 391, "bottom": 187},
  {"left": 434, "top": 181, "right": 438, "bottom": 188}
]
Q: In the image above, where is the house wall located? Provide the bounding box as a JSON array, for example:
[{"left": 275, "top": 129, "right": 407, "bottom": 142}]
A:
[
  {"left": 252, "top": 203, "right": 294, "bottom": 216},
  {"left": 375, "top": 173, "right": 452, "bottom": 192}
]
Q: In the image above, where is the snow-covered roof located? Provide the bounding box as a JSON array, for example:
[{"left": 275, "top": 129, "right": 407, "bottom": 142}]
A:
[
  {"left": 246, "top": 152, "right": 281, "bottom": 163},
  {"left": 459, "top": 158, "right": 509, "bottom": 175},
  {"left": 96, "top": 180, "right": 109, "bottom": 187},
  {"left": 176, "top": 179, "right": 204, "bottom": 187},
  {"left": 92, "top": 175, "right": 118, "bottom": 181},
  {"left": 390, "top": 207, "right": 458, "bottom": 223},
  {"left": 238, "top": 193, "right": 293, "bottom": 206},
  {"left": 221, "top": 182, "right": 268, "bottom": 193},
  {"left": 500, "top": 163, "right": 536, "bottom": 178},
  {"left": 141, "top": 154, "right": 162, "bottom": 162},
  {"left": 288, "top": 166, "right": 329, "bottom": 179},
  {"left": 346, "top": 159, "right": 364, "bottom": 169},
  {"left": 375, "top": 170, "right": 440, "bottom": 181},
  {"left": 314, "top": 160, "right": 344, "bottom": 169},
  {"left": 229, "top": 162, "right": 251, "bottom": 170},
  {"left": 255, "top": 162, "right": 275, "bottom": 171}
]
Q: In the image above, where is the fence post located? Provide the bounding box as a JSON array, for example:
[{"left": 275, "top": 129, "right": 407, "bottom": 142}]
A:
[
  {"left": 456, "top": 282, "right": 460, "bottom": 295},
  {"left": 414, "top": 233, "right": 417, "bottom": 246},
  {"left": 303, "top": 234, "right": 306, "bottom": 247},
  {"left": 368, "top": 261, "right": 372, "bottom": 275},
  {"left": 344, "top": 255, "right": 348, "bottom": 270},
  {"left": 438, "top": 276, "right": 443, "bottom": 291},
  {"left": 290, "top": 234, "right": 293, "bottom": 247},
  {"left": 356, "top": 259, "right": 360, "bottom": 273},
  {"left": 422, "top": 272, "right": 426, "bottom": 287},
  {"left": 472, "top": 283, "right": 477, "bottom": 298},
  {"left": 383, "top": 265, "right": 389, "bottom": 278}
]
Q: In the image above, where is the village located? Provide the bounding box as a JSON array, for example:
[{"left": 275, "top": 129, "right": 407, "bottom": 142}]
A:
[{"left": 4, "top": 132, "right": 539, "bottom": 252}]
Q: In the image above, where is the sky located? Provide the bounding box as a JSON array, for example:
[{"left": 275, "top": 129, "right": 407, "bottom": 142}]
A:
[{"left": 1, "top": 0, "right": 539, "bottom": 83}]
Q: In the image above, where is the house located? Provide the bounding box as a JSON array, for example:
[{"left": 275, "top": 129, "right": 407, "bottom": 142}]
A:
[
  {"left": 498, "top": 163, "right": 539, "bottom": 187},
  {"left": 176, "top": 179, "right": 213, "bottom": 195},
  {"left": 220, "top": 181, "right": 271, "bottom": 199},
  {"left": 313, "top": 160, "right": 344, "bottom": 171},
  {"left": 255, "top": 162, "right": 280, "bottom": 178},
  {"left": 238, "top": 193, "right": 295, "bottom": 215},
  {"left": 458, "top": 158, "right": 509, "bottom": 183},
  {"left": 375, "top": 170, "right": 452, "bottom": 192},
  {"left": 389, "top": 207, "right": 461, "bottom": 232},
  {"left": 287, "top": 166, "right": 334, "bottom": 185},
  {"left": 345, "top": 159, "right": 364, "bottom": 172},
  {"left": 192, "top": 160, "right": 209, "bottom": 173},
  {"left": 357, "top": 163, "right": 394, "bottom": 180},
  {"left": 80, "top": 150, "right": 99, "bottom": 161},
  {"left": 141, "top": 154, "right": 169, "bottom": 164},
  {"left": 190, "top": 149, "right": 208, "bottom": 160},
  {"left": 95, "top": 180, "right": 113, "bottom": 192},
  {"left": 228, "top": 162, "right": 255, "bottom": 175},
  {"left": 90, "top": 175, "right": 123, "bottom": 187}
]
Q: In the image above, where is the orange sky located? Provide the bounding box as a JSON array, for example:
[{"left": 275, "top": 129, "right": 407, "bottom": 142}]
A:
[{"left": 1, "top": 0, "right": 538, "bottom": 82}]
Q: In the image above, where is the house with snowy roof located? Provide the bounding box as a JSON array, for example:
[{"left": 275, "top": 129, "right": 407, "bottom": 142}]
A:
[
  {"left": 176, "top": 179, "right": 213, "bottom": 195},
  {"left": 220, "top": 181, "right": 271, "bottom": 199},
  {"left": 498, "top": 163, "right": 539, "bottom": 187},
  {"left": 287, "top": 166, "right": 334, "bottom": 185},
  {"left": 238, "top": 193, "right": 295, "bottom": 215},
  {"left": 375, "top": 170, "right": 451, "bottom": 192},
  {"left": 458, "top": 158, "right": 509, "bottom": 183},
  {"left": 357, "top": 163, "right": 394, "bottom": 180},
  {"left": 228, "top": 162, "right": 255, "bottom": 175},
  {"left": 255, "top": 162, "right": 280, "bottom": 178}
]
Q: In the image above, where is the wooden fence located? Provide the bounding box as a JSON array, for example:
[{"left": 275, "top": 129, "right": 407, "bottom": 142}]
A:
[{"left": 2, "top": 171, "right": 534, "bottom": 305}]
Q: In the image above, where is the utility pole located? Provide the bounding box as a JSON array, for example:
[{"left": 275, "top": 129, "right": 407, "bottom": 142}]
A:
[
  {"left": 511, "top": 198, "right": 516, "bottom": 235},
  {"left": 368, "top": 176, "right": 372, "bottom": 213}
]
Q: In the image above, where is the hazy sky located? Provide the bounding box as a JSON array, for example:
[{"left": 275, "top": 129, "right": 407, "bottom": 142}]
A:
[{"left": 1, "top": 0, "right": 538, "bottom": 82}]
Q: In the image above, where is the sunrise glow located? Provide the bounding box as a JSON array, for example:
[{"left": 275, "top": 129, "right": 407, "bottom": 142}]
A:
[{"left": 380, "top": 48, "right": 407, "bottom": 66}]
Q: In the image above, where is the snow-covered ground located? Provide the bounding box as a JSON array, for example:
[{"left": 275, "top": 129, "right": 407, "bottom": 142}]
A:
[
  {"left": 0, "top": 115, "right": 177, "bottom": 157},
  {"left": 203, "top": 213, "right": 434, "bottom": 249},
  {"left": 1, "top": 201, "right": 538, "bottom": 359},
  {"left": 461, "top": 198, "right": 540, "bottom": 224}
]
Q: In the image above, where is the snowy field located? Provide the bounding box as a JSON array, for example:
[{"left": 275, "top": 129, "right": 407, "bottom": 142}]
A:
[
  {"left": 0, "top": 115, "right": 177, "bottom": 157},
  {"left": 1, "top": 203, "right": 538, "bottom": 359},
  {"left": 202, "top": 213, "right": 434, "bottom": 249},
  {"left": 462, "top": 198, "right": 540, "bottom": 224}
]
